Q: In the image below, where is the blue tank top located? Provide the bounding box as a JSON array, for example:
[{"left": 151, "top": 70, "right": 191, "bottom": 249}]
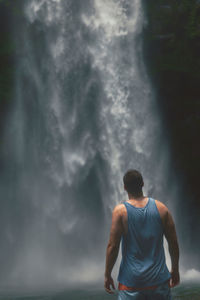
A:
[{"left": 117, "top": 198, "right": 171, "bottom": 287}]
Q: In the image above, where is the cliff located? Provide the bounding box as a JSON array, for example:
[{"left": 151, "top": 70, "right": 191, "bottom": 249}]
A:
[{"left": 144, "top": 0, "right": 200, "bottom": 263}]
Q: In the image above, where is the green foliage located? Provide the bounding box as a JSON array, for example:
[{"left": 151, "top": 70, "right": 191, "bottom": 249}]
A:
[
  {"left": 145, "top": 0, "right": 200, "bottom": 77},
  {"left": 0, "top": 1, "right": 17, "bottom": 107},
  {"left": 144, "top": 0, "right": 200, "bottom": 202},
  {"left": 0, "top": 0, "right": 23, "bottom": 16}
]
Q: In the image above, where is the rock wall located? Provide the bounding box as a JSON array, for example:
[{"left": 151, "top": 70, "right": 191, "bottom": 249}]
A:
[{"left": 143, "top": 0, "right": 200, "bottom": 265}]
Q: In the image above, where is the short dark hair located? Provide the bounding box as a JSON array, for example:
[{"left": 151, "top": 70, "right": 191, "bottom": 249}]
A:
[{"left": 123, "top": 169, "right": 144, "bottom": 195}]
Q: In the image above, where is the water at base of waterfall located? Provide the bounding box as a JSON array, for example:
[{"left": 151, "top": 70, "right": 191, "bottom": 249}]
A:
[{"left": 0, "top": 284, "right": 199, "bottom": 300}]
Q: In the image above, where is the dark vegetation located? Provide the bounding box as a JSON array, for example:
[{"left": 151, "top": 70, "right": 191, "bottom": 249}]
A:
[
  {"left": 0, "top": 1, "right": 14, "bottom": 132},
  {"left": 0, "top": 1, "right": 24, "bottom": 167},
  {"left": 143, "top": 0, "right": 200, "bottom": 263}
]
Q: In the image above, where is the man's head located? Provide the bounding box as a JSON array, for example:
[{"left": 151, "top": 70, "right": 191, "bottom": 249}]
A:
[{"left": 123, "top": 169, "right": 144, "bottom": 196}]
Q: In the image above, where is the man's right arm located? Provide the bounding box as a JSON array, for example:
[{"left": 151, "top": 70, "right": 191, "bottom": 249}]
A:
[{"left": 163, "top": 208, "right": 180, "bottom": 287}]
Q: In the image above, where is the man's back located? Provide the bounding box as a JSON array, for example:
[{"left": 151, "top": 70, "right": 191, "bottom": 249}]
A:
[
  {"left": 104, "top": 169, "right": 179, "bottom": 299},
  {"left": 118, "top": 197, "right": 171, "bottom": 287}
]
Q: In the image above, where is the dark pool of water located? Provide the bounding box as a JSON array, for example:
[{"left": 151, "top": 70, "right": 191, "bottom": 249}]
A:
[{"left": 0, "top": 283, "right": 200, "bottom": 300}]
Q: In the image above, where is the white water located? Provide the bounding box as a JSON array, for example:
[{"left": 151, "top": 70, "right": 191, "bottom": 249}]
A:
[
  {"left": 1, "top": 0, "right": 198, "bottom": 289},
  {"left": 82, "top": 0, "right": 167, "bottom": 205}
]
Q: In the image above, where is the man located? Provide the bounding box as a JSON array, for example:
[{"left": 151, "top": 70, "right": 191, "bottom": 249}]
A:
[{"left": 104, "top": 169, "right": 180, "bottom": 299}]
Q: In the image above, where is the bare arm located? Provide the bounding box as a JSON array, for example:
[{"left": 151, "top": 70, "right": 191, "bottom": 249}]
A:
[
  {"left": 155, "top": 200, "right": 180, "bottom": 287},
  {"left": 104, "top": 205, "right": 123, "bottom": 294},
  {"left": 163, "top": 209, "right": 180, "bottom": 287}
]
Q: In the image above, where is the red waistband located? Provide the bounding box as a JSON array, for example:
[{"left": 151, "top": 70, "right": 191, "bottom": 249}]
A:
[{"left": 118, "top": 282, "right": 159, "bottom": 291}]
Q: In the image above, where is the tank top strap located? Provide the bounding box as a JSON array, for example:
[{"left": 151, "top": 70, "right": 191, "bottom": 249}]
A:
[
  {"left": 123, "top": 198, "right": 152, "bottom": 210},
  {"left": 123, "top": 201, "right": 128, "bottom": 207},
  {"left": 148, "top": 197, "right": 163, "bottom": 226},
  {"left": 147, "top": 197, "right": 156, "bottom": 209}
]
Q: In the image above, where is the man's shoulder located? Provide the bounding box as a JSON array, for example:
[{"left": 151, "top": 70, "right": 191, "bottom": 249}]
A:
[
  {"left": 112, "top": 203, "right": 126, "bottom": 216},
  {"left": 155, "top": 199, "right": 168, "bottom": 209},
  {"left": 155, "top": 199, "right": 169, "bottom": 219}
]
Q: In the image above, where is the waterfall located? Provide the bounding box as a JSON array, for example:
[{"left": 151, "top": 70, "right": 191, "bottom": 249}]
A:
[{"left": 1, "top": 0, "right": 179, "bottom": 289}]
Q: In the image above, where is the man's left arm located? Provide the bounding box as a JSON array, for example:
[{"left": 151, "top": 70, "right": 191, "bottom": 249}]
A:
[{"left": 104, "top": 205, "right": 123, "bottom": 294}]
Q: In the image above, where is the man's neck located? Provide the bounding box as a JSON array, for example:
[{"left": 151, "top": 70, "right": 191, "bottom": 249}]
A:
[{"left": 128, "top": 193, "right": 144, "bottom": 200}]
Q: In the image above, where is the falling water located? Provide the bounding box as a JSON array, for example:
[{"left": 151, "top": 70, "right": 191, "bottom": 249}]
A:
[{"left": 1, "top": 0, "right": 198, "bottom": 292}]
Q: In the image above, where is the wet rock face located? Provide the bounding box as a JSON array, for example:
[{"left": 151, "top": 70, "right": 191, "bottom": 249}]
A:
[{"left": 143, "top": 0, "right": 200, "bottom": 263}]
